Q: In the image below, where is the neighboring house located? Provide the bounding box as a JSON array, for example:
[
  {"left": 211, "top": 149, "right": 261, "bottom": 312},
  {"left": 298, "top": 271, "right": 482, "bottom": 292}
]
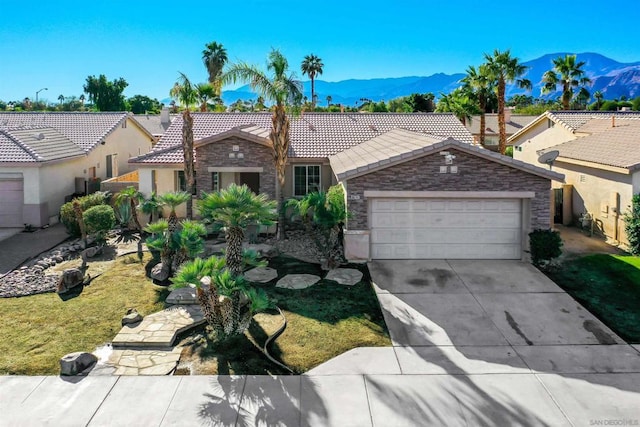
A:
[
  {"left": 465, "top": 112, "right": 538, "bottom": 151},
  {"left": 0, "top": 112, "right": 155, "bottom": 227},
  {"left": 130, "top": 112, "right": 561, "bottom": 261},
  {"left": 511, "top": 111, "right": 640, "bottom": 246},
  {"left": 133, "top": 108, "right": 175, "bottom": 142}
]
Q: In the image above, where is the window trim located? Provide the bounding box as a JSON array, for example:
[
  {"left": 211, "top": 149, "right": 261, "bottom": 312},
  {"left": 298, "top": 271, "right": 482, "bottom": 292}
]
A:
[{"left": 293, "top": 164, "right": 321, "bottom": 197}]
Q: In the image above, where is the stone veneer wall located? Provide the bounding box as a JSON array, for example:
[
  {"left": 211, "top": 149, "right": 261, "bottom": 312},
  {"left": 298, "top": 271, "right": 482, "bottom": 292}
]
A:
[
  {"left": 345, "top": 148, "right": 552, "bottom": 230},
  {"left": 195, "top": 136, "right": 276, "bottom": 199}
]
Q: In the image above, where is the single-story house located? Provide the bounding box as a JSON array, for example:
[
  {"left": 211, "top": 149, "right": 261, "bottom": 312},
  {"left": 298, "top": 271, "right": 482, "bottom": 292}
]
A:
[
  {"left": 131, "top": 112, "right": 562, "bottom": 261},
  {"left": 133, "top": 108, "right": 175, "bottom": 142},
  {"left": 466, "top": 112, "right": 538, "bottom": 151},
  {"left": 511, "top": 111, "right": 640, "bottom": 246},
  {"left": 0, "top": 112, "right": 155, "bottom": 227}
]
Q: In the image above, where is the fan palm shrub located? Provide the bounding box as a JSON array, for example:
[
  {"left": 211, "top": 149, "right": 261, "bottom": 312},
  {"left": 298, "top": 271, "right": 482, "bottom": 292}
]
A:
[
  {"left": 144, "top": 219, "right": 206, "bottom": 279},
  {"left": 159, "top": 191, "right": 191, "bottom": 232}
]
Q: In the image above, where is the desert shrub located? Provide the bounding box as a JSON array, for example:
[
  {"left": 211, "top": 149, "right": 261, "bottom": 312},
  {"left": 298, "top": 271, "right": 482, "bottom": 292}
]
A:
[
  {"left": 60, "top": 192, "right": 110, "bottom": 236},
  {"left": 83, "top": 204, "right": 116, "bottom": 235},
  {"left": 529, "top": 229, "right": 563, "bottom": 267},
  {"left": 504, "top": 146, "right": 514, "bottom": 157},
  {"left": 623, "top": 194, "right": 640, "bottom": 255}
]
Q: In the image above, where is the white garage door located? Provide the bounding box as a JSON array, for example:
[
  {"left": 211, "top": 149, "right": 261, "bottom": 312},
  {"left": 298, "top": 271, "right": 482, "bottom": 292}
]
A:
[
  {"left": 0, "top": 179, "right": 24, "bottom": 227},
  {"left": 370, "top": 198, "right": 522, "bottom": 259}
]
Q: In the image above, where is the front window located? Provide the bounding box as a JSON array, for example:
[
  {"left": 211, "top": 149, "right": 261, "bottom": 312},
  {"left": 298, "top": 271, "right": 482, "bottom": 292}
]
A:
[
  {"left": 176, "top": 170, "right": 197, "bottom": 195},
  {"left": 293, "top": 165, "right": 321, "bottom": 197}
]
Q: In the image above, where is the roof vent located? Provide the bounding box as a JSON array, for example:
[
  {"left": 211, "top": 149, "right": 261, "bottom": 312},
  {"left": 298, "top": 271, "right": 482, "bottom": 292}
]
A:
[
  {"left": 34, "top": 132, "right": 46, "bottom": 140},
  {"left": 369, "top": 125, "right": 378, "bottom": 131},
  {"left": 308, "top": 124, "right": 316, "bottom": 131}
]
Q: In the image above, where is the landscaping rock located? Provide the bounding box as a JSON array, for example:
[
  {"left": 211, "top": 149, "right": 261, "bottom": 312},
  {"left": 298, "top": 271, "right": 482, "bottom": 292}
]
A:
[
  {"left": 82, "top": 245, "right": 103, "bottom": 259},
  {"left": 122, "top": 308, "right": 143, "bottom": 326},
  {"left": 244, "top": 267, "right": 278, "bottom": 283},
  {"left": 150, "top": 263, "right": 169, "bottom": 282},
  {"left": 325, "top": 268, "right": 363, "bottom": 286},
  {"left": 276, "top": 274, "right": 321, "bottom": 290},
  {"left": 166, "top": 287, "right": 198, "bottom": 305},
  {"left": 57, "top": 268, "right": 85, "bottom": 293},
  {"left": 60, "top": 352, "right": 98, "bottom": 376}
]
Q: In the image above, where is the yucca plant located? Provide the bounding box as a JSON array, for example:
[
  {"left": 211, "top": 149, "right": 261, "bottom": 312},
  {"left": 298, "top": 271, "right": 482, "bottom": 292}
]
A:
[
  {"left": 198, "top": 184, "right": 276, "bottom": 276},
  {"left": 171, "top": 255, "right": 270, "bottom": 340},
  {"left": 113, "top": 186, "right": 144, "bottom": 230}
]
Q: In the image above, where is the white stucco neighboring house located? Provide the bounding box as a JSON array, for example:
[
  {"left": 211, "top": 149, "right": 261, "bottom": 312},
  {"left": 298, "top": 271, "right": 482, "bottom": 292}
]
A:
[
  {"left": 511, "top": 110, "right": 640, "bottom": 246},
  {"left": 0, "top": 112, "right": 155, "bottom": 227}
]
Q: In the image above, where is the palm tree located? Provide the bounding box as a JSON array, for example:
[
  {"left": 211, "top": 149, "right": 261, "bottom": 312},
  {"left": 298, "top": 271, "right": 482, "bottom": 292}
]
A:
[
  {"left": 145, "top": 219, "right": 206, "bottom": 280},
  {"left": 79, "top": 94, "right": 85, "bottom": 111},
  {"left": 301, "top": 54, "right": 324, "bottom": 109},
  {"left": 139, "top": 191, "right": 164, "bottom": 225},
  {"left": 195, "top": 82, "right": 216, "bottom": 112},
  {"left": 594, "top": 90, "right": 604, "bottom": 109},
  {"left": 462, "top": 64, "right": 494, "bottom": 146},
  {"left": 202, "top": 41, "right": 228, "bottom": 96},
  {"left": 198, "top": 184, "right": 276, "bottom": 276},
  {"left": 326, "top": 95, "right": 332, "bottom": 108},
  {"left": 435, "top": 89, "right": 479, "bottom": 126},
  {"left": 222, "top": 49, "right": 303, "bottom": 241},
  {"left": 113, "top": 186, "right": 144, "bottom": 231},
  {"left": 483, "top": 49, "right": 532, "bottom": 154},
  {"left": 159, "top": 191, "right": 191, "bottom": 232},
  {"left": 542, "top": 54, "right": 591, "bottom": 110},
  {"left": 170, "top": 73, "right": 198, "bottom": 219},
  {"left": 58, "top": 94, "right": 64, "bottom": 105}
]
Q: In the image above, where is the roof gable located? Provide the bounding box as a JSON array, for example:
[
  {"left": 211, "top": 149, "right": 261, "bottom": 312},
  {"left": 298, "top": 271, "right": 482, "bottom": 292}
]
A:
[
  {"left": 0, "top": 127, "right": 85, "bottom": 163},
  {"left": 330, "top": 128, "right": 564, "bottom": 182},
  {"left": 195, "top": 125, "right": 272, "bottom": 148}
]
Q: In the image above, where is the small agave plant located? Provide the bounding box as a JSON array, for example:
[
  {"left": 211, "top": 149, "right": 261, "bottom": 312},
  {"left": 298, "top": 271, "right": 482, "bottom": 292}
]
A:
[{"left": 171, "top": 254, "right": 271, "bottom": 340}]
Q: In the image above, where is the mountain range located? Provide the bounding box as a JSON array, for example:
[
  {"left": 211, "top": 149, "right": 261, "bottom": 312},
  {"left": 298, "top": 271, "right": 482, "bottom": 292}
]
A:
[{"left": 219, "top": 52, "right": 640, "bottom": 106}]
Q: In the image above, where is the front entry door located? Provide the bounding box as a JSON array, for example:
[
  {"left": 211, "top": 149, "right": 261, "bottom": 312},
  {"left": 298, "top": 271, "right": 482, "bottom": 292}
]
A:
[{"left": 239, "top": 172, "right": 260, "bottom": 194}]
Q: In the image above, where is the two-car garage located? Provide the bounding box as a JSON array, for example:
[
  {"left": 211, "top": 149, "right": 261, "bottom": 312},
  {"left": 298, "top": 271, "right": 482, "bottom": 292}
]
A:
[
  {"left": 329, "top": 129, "right": 564, "bottom": 261},
  {"left": 369, "top": 196, "right": 523, "bottom": 260}
]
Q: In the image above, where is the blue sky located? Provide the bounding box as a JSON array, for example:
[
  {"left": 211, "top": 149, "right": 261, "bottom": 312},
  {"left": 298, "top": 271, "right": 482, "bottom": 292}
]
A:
[{"left": 2, "top": 0, "right": 639, "bottom": 103}]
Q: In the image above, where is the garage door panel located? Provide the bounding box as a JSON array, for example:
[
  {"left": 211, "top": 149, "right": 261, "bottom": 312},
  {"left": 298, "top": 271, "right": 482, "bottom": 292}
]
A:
[
  {"left": 370, "top": 197, "right": 522, "bottom": 260},
  {"left": 0, "top": 179, "right": 24, "bottom": 227}
]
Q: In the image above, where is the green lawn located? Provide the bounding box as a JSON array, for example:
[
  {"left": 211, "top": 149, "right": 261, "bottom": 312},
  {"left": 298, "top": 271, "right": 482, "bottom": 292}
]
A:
[
  {"left": 546, "top": 254, "right": 640, "bottom": 343},
  {"left": 0, "top": 254, "right": 390, "bottom": 375},
  {"left": 0, "top": 254, "right": 168, "bottom": 375}
]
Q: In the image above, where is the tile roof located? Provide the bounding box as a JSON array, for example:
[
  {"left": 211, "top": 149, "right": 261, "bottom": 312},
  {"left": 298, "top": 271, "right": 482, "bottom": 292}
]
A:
[
  {"left": 544, "top": 121, "right": 640, "bottom": 170},
  {"left": 466, "top": 114, "right": 538, "bottom": 135},
  {"left": 132, "top": 112, "right": 473, "bottom": 164},
  {"left": 132, "top": 114, "right": 175, "bottom": 137},
  {"left": 0, "top": 127, "right": 85, "bottom": 163},
  {"left": 549, "top": 111, "right": 640, "bottom": 131},
  {"left": 330, "top": 128, "right": 564, "bottom": 182},
  {"left": 0, "top": 112, "right": 130, "bottom": 151}
]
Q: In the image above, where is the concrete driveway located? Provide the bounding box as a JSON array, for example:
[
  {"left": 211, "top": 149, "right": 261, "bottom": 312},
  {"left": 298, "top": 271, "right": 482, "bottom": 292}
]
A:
[{"left": 366, "top": 259, "right": 640, "bottom": 426}]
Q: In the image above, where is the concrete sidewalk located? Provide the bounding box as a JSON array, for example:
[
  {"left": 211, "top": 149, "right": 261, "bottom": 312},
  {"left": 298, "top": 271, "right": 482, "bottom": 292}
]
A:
[
  {"left": 1, "top": 259, "right": 639, "bottom": 426},
  {"left": 0, "top": 223, "right": 69, "bottom": 274}
]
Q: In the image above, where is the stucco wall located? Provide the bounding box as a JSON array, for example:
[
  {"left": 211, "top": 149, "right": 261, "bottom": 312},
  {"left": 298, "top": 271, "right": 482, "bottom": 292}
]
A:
[
  {"left": 552, "top": 161, "right": 632, "bottom": 244},
  {"left": 344, "top": 148, "right": 552, "bottom": 231},
  {"left": 513, "top": 126, "right": 576, "bottom": 165},
  {"left": 195, "top": 136, "right": 276, "bottom": 199}
]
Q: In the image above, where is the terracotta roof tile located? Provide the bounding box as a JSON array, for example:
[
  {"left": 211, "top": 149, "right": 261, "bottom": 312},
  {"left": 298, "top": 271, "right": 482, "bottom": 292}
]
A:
[{"left": 0, "top": 127, "right": 85, "bottom": 162}]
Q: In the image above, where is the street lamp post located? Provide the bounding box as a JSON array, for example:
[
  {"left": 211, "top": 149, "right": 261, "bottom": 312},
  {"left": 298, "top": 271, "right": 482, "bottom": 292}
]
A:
[{"left": 35, "top": 87, "right": 48, "bottom": 108}]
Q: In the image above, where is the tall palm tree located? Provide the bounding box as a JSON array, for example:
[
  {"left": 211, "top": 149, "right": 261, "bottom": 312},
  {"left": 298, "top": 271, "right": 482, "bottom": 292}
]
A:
[
  {"left": 222, "top": 49, "right": 303, "bottom": 241},
  {"left": 159, "top": 191, "right": 191, "bottom": 232},
  {"left": 542, "top": 54, "right": 591, "bottom": 110},
  {"left": 170, "top": 73, "right": 198, "bottom": 219},
  {"left": 202, "top": 41, "right": 228, "bottom": 96},
  {"left": 58, "top": 94, "right": 64, "bottom": 105},
  {"left": 483, "top": 49, "right": 532, "bottom": 154},
  {"left": 301, "top": 54, "right": 324, "bottom": 109},
  {"left": 462, "top": 64, "right": 494, "bottom": 146},
  {"left": 195, "top": 82, "right": 216, "bottom": 112},
  {"left": 326, "top": 95, "right": 332, "bottom": 108},
  {"left": 114, "top": 186, "right": 144, "bottom": 231},
  {"left": 79, "top": 94, "right": 85, "bottom": 111}
]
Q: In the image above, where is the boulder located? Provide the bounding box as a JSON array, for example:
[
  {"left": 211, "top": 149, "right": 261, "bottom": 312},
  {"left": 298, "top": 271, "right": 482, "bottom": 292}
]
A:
[
  {"left": 166, "top": 287, "right": 198, "bottom": 305},
  {"left": 244, "top": 267, "right": 278, "bottom": 283},
  {"left": 60, "top": 352, "right": 98, "bottom": 376},
  {"left": 57, "top": 268, "right": 85, "bottom": 293},
  {"left": 150, "top": 263, "right": 169, "bottom": 282},
  {"left": 82, "top": 245, "right": 103, "bottom": 259},
  {"left": 122, "top": 308, "right": 143, "bottom": 326}
]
